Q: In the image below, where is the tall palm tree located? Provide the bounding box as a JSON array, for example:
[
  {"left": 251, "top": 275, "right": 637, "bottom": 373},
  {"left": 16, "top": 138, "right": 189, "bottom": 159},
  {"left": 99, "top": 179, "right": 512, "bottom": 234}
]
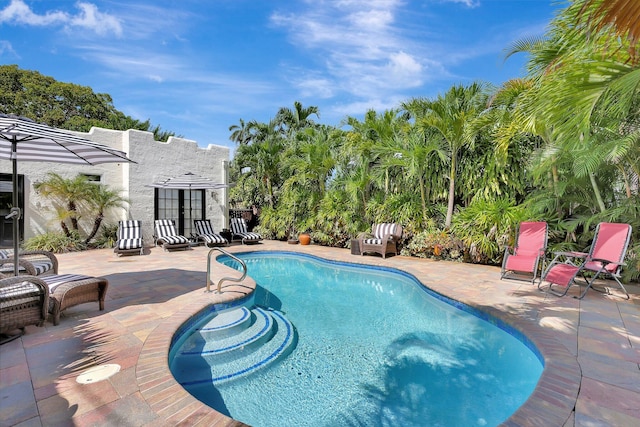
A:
[
  {"left": 228, "top": 118, "right": 252, "bottom": 145},
  {"left": 275, "top": 101, "right": 319, "bottom": 135},
  {"left": 234, "top": 121, "right": 285, "bottom": 209},
  {"left": 374, "top": 128, "right": 447, "bottom": 225},
  {"left": 342, "top": 109, "right": 406, "bottom": 219},
  {"left": 404, "top": 82, "right": 488, "bottom": 228}
]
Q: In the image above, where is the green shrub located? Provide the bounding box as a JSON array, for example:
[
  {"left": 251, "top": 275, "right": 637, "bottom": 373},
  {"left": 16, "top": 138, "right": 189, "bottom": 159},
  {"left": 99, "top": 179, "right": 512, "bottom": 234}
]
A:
[
  {"left": 23, "top": 231, "right": 86, "bottom": 253},
  {"left": 401, "top": 229, "right": 465, "bottom": 261},
  {"left": 91, "top": 223, "right": 118, "bottom": 249},
  {"left": 452, "top": 198, "right": 531, "bottom": 264}
]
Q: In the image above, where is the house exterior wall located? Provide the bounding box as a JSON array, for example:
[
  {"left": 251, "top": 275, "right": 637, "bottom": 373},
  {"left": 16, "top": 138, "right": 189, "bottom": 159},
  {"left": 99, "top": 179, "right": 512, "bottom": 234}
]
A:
[{"left": 0, "top": 127, "right": 230, "bottom": 246}]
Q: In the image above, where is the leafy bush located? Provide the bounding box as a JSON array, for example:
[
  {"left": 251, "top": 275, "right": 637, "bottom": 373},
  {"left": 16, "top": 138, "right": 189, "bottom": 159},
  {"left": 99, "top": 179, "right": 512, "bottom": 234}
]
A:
[
  {"left": 23, "top": 231, "right": 86, "bottom": 253},
  {"left": 401, "top": 229, "right": 465, "bottom": 261},
  {"left": 91, "top": 223, "right": 118, "bottom": 249},
  {"left": 452, "top": 198, "right": 532, "bottom": 264}
]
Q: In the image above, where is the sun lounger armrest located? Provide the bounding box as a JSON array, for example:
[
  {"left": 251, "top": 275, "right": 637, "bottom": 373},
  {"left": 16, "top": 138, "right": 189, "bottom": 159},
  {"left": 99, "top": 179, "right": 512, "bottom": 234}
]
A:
[
  {"left": 589, "top": 258, "right": 623, "bottom": 268},
  {"left": 553, "top": 251, "right": 587, "bottom": 259}
]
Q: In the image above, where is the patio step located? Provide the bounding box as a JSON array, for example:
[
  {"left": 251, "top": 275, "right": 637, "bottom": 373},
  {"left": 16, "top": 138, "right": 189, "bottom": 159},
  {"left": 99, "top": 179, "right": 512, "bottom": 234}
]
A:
[{"left": 171, "top": 306, "right": 296, "bottom": 386}]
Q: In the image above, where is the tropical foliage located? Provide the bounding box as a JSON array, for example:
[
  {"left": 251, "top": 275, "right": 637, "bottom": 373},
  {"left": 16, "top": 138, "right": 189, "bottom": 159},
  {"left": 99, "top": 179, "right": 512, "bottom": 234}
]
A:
[
  {"left": 31, "top": 173, "right": 128, "bottom": 250},
  {"left": 229, "top": 0, "right": 639, "bottom": 281}
]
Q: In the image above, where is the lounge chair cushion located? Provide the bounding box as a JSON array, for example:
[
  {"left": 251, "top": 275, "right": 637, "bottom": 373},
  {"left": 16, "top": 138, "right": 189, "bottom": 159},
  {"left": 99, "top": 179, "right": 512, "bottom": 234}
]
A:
[
  {"left": 0, "top": 260, "right": 54, "bottom": 276},
  {"left": 40, "top": 274, "right": 91, "bottom": 292},
  {"left": 117, "top": 239, "right": 143, "bottom": 250},
  {"left": 154, "top": 220, "right": 190, "bottom": 250},
  {"left": 0, "top": 280, "right": 43, "bottom": 310},
  {"left": 0, "top": 249, "right": 58, "bottom": 276},
  {"left": 114, "top": 220, "right": 144, "bottom": 255},
  {"left": 373, "top": 223, "right": 398, "bottom": 240},
  {"left": 194, "top": 220, "right": 228, "bottom": 246}
]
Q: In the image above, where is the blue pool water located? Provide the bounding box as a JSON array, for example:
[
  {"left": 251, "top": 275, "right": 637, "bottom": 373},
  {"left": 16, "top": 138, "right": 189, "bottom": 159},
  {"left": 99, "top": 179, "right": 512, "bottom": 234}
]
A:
[{"left": 171, "top": 252, "right": 543, "bottom": 426}]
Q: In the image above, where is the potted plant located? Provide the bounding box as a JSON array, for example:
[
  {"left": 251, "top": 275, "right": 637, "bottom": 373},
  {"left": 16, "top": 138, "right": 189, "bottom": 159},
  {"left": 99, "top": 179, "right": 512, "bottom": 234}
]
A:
[{"left": 299, "top": 232, "right": 311, "bottom": 245}]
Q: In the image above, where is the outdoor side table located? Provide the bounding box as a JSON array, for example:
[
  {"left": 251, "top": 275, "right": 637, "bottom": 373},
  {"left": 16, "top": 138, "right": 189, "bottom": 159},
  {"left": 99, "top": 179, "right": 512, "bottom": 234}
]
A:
[{"left": 350, "top": 239, "right": 360, "bottom": 255}]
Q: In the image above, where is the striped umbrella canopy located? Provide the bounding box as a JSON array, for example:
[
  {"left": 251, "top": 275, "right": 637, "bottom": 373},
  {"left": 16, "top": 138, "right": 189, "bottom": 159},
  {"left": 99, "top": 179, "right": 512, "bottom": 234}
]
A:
[
  {"left": 147, "top": 172, "right": 229, "bottom": 190},
  {"left": 0, "top": 113, "right": 135, "bottom": 275}
]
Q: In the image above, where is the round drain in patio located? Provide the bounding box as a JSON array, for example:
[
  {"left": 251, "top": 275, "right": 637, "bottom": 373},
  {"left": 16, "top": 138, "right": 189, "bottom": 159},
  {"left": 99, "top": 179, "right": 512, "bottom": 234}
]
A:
[{"left": 76, "top": 363, "right": 121, "bottom": 384}]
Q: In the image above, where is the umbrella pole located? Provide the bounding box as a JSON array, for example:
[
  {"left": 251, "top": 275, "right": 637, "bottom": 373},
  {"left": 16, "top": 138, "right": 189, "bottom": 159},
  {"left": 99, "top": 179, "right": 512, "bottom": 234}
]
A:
[{"left": 11, "top": 139, "right": 20, "bottom": 276}]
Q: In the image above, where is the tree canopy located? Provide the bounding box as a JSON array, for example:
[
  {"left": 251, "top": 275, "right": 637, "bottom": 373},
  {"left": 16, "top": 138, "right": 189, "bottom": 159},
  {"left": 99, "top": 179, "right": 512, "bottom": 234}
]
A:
[{"left": 0, "top": 65, "right": 178, "bottom": 141}]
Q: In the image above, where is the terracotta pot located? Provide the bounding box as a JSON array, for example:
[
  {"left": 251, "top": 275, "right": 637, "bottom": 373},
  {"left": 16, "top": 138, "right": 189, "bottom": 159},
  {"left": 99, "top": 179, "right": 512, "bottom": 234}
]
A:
[{"left": 299, "top": 233, "right": 311, "bottom": 245}]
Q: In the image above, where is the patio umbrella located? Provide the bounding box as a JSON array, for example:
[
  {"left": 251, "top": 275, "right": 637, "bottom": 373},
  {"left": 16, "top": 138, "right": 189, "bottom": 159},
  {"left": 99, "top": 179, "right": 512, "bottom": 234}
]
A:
[
  {"left": 147, "top": 172, "right": 229, "bottom": 190},
  {"left": 0, "top": 113, "right": 135, "bottom": 276}
]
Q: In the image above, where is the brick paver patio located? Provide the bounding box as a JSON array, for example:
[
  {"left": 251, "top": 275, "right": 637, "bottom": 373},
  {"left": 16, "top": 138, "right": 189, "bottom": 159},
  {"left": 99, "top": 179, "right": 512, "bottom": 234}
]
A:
[{"left": 1, "top": 240, "right": 639, "bottom": 426}]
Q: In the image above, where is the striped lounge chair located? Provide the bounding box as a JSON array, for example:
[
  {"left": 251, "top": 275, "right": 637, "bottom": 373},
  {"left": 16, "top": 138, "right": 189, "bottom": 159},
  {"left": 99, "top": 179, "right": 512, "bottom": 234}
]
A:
[
  {"left": 359, "top": 223, "right": 403, "bottom": 259},
  {"left": 0, "top": 249, "right": 58, "bottom": 277},
  {"left": 114, "top": 220, "right": 144, "bottom": 256},
  {"left": 230, "top": 217, "right": 262, "bottom": 244},
  {"left": 154, "top": 219, "right": 190, "bottom": 251},
  {"left": 194, "top": 219, "right": 228, "bottom": 247}
]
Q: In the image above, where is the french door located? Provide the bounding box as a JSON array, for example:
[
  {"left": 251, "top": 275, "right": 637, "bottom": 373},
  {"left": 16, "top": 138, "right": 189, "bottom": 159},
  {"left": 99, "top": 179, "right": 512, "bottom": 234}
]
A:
[{"left": 154, "top": 189, "right": 205, "bottom": 237}]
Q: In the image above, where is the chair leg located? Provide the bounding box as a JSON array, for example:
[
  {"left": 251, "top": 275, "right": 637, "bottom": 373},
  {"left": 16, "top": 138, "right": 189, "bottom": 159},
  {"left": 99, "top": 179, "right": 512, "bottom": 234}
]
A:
[{"left": 579, "top": 274, "right": 630, "bottom": 300}]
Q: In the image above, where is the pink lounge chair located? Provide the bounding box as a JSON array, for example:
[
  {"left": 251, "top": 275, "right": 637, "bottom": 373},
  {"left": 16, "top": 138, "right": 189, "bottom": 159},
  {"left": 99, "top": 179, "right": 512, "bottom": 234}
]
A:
[
  {"left": 540, "top": 222, "right": 631, "bottom": 299},
  {"left": 500, "top": 221, "right": 548, "bottom": 284}
]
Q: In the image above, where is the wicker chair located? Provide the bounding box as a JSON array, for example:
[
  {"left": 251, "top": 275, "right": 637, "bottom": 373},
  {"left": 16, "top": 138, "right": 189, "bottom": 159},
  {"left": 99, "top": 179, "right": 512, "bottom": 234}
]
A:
[
  {"left": 359, "top": 223, "right": 403, "bottom": 259},
  {"left": 0, "top": 249, "right": 58, "bottom": 277},
  {"left": 0, "top": 274, "right": 49, "bottom": 337}
]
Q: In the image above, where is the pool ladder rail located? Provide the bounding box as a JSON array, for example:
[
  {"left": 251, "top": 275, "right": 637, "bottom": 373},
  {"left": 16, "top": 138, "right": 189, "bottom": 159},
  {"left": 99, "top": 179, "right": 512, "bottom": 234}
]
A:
[{"left": 206, "top": 247, "right": 247, "bottom": 293}]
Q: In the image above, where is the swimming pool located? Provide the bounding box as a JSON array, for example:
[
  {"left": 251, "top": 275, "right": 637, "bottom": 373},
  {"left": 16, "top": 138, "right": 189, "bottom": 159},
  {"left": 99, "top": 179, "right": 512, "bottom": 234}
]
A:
[{"left": 170, "top": 252, "right": 543, "bottom": 426}]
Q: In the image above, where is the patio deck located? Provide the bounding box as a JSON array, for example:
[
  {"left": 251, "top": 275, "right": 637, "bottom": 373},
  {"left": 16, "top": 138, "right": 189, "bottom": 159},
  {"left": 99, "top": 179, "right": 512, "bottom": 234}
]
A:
[{"left": 1, "top": 240, "right": 639, "bottom": 426}]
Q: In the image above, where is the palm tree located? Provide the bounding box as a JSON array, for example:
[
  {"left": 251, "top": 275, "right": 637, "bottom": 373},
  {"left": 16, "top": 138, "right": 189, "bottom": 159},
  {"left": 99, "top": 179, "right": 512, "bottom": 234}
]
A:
[
  {"left": 34, "top": 173, "right": 94, "bottom": 236},
  {"left": 234, "top": 121, "right": 285, "bottom": 208},
  {"left": 404, "top": 82, "right": 488, "bottom": 228},
  {"left": 505, "top": 0, "right": 640, "bottom": 215},
  {"left": 374, "top": 128, "right": 447, "bottom": 225},
  {"left": 275, "top": 101, "right": 319, "bottom": 135},
  {"left": 84, "top": 185, "right": 129, "bottom": 244},
  {"left": 229, "top": 118, "right": 252, "bottom": 145},
  {"left": 342, "top": 109, "right": 406, "bottom": 220}
]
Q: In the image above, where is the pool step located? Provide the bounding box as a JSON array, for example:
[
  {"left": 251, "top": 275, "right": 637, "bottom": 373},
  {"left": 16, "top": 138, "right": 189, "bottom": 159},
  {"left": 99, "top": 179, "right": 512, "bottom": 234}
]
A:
[
  {"left": 171, "top": 306, "right": 296, "bottom": 386},
  {"left": 198, "top": 306, "right": 252, "bottom": 339}
]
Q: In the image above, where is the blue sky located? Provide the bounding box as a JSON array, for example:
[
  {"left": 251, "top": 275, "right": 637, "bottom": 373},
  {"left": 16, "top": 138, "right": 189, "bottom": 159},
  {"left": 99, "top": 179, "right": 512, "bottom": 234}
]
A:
[{"left": 1, "top": 0, "right": 561, "bottom": 153}]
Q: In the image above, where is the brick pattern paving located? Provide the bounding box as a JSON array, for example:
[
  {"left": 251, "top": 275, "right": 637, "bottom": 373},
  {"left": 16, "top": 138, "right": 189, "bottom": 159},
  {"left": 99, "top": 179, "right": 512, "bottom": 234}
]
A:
[{"left": 0, "top": 241, "right": 638, "bottom": 426}]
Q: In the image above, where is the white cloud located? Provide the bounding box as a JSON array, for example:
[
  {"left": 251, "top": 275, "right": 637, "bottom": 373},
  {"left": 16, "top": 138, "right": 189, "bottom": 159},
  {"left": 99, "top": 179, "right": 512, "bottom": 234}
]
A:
[
  {"left": 0, "top": 40, "right": 17, "bottom": 57},
  {"left": 0, "top": 0, "right": 67, "bottom": 26},
  {"left": 0, "top": 0, "right": 121, "bottom": 36},
  {"left": 70, "top": 3, "right": 122, "bottom": 37},
  {"left": 386, "top": 51, "right": 423, "bottom": 86},
  {"left": 444, "top": 0, "right": 480, "bottom": 7},
  {"left": 295, "top": 77, "right": 335, "bottom": 99},
  {"left": 271, "top": 0, "right": 440, "bottom": 103}
]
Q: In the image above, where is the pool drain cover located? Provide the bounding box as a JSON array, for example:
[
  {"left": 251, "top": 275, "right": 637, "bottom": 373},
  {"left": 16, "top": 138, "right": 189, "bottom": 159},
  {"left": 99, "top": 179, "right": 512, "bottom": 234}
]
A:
[{"left": 76, "top": 363, "right": 121, "bottom": 384}]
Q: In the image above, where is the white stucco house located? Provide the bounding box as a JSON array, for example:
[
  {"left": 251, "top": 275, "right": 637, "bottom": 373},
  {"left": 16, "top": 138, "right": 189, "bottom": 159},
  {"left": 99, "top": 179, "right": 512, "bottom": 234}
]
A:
[{"left": 0, "top": 127, "right": 230, "bottom": 249}]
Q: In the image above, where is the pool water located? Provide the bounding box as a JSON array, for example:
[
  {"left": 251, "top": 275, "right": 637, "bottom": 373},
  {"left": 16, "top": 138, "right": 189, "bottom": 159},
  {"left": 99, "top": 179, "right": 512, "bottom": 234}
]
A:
[{"left": 171, "top": 252, "right": 543, "bottom": 427}]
